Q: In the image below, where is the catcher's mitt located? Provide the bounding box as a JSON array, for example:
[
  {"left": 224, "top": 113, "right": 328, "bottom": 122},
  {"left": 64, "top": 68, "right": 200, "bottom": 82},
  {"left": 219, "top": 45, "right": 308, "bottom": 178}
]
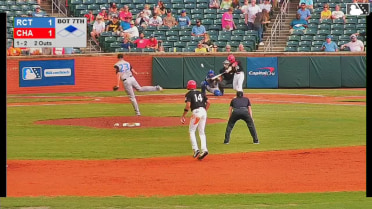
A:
[{"left": 113, "top": 86, "right": 119, "bottom": 91}]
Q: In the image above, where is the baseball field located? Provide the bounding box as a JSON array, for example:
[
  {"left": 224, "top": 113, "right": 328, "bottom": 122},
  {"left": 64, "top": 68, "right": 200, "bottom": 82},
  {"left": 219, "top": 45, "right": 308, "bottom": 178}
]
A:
[{"left": 2, "top": 88, "right": 368, "bottom": 208}]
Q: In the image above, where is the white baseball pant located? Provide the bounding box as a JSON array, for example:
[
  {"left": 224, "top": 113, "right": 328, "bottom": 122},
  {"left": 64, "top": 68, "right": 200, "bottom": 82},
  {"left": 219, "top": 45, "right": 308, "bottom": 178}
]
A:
[
  {"left": 188, "top": 107, "right": 208, "bottom": 152},
  {"left": 233, "top": 72, "right": 245, "bottom": 92}
]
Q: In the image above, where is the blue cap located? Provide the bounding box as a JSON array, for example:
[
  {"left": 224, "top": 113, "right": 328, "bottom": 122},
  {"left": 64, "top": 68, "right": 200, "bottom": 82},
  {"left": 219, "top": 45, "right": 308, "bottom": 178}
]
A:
[
  {"left": 326, "top": 35, "right": 332, "bottom": 39},
  {"left": 181, "top": 9, "right": 186, "bottom": 13}
]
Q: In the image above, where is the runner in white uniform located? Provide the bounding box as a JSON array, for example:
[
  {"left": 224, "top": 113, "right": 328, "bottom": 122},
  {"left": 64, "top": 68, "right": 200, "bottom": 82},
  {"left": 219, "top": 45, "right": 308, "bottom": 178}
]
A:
[{"left": 114, "top": 54, "right": 163, "bottom": 116}]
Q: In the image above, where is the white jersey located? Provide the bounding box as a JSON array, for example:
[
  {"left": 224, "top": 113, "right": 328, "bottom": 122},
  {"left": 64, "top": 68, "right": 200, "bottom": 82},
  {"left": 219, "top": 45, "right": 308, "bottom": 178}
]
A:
[{"left": 114, "top": 59, "right": 132, "bottom": 80}]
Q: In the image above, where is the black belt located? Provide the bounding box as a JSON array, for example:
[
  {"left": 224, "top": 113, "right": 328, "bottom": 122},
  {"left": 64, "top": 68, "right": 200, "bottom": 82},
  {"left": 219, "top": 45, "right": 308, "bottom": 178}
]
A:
[
  {"left": 123, "top": 75, "right": 132, "bottom": 81},
  {"left": 236, "top": 72, "right": 242, "bottom": 74}
]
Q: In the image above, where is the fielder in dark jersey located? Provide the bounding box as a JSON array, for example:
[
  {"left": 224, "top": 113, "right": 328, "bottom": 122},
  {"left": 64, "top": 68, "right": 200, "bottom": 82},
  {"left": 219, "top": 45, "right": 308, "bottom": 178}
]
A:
[
  {"left": 224, "top": 91, "right": 259, "bottom": 144},
  {"left": 181, "top": 80, "right": 210, "bottom": 160}
]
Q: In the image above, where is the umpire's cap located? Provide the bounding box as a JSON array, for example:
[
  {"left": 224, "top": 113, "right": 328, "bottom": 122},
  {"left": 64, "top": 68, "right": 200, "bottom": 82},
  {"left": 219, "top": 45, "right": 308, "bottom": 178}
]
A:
[
  {"left": 117, "top": 54, "right": 124, "bottom": 59},
  {"left": 236, "top": 91, "right": 243, "bottom": 97}
]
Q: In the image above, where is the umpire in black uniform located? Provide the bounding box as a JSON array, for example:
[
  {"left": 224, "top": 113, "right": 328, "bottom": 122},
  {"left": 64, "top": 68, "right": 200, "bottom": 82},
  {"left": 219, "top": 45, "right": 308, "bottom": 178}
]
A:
[
  {"left": 218, "top": 60, "right": 234, "bottom": 95},
  {"left": 224, "top": 91, "right": 260, "bottom": 144}
]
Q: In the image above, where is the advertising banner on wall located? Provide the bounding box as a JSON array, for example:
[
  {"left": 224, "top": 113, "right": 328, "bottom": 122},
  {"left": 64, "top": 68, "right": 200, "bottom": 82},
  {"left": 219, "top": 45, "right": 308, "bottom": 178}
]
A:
[
  {"left": 19, "top": 60, "right": 75, "bottom": 87},
  {"left": 247, "top": 57, "right": 278, "bottom": 89}
]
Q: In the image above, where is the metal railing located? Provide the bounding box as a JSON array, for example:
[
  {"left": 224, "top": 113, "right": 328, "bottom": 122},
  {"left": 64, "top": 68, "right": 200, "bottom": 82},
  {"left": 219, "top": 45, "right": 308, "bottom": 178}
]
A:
[
  {"left": 263, "top": 0, "right": 291, "bottom": 52},
  {"left": 51, "top": 0, "right": 68, "bottom": 17}
]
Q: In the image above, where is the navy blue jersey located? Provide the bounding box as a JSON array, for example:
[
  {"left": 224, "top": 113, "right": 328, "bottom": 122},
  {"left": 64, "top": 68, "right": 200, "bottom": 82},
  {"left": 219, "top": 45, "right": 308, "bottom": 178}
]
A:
[
  {"left": 185, "top": 90, "right": 208, "bottom": 111},
  {"left": 230, "top": 97, "right": 251, "bottom": 108}
]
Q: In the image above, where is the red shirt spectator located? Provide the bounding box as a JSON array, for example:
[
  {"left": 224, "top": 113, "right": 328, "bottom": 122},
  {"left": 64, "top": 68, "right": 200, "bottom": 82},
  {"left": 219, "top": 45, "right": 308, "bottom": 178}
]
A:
[
  {"left": 84, "top": 10, "right": 95, "bottom": 24},
  {"left": 146, "top": 36, "right": 158, "bottom": 50},
  {"left": 132, "top": 32, "right": 149, "bottom": 48},
  {"left": 99, "top": 7, "right": 109, "bottom": 21}
]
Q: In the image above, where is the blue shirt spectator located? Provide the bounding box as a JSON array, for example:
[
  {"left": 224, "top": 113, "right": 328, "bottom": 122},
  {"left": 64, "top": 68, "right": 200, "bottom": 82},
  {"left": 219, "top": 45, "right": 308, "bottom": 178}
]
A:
[
  {"left": 297, "top": 3, "right": 311, "bottom": 22},
  {"left": 32, "top": 6, "right": 46, "bottom": 17},
  {"left": 191, "top": 20, "right": 206, "bottom": 37},
  {"left": 177, "top": 10, "right": 191, "bottom": 27},
  {"left": 321, "top": 35, "right": 338, "bottom": 52}
]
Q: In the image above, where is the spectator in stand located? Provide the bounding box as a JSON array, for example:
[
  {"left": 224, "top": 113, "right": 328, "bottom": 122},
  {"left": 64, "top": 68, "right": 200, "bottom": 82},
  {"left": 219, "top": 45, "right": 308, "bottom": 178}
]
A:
[
  {"left": 209, "top": 0, "right": 220, "bottom": 9},
  {"left": 225, "top": 44, "right": 232, "bottom": 52},
  {"left": 220, "top": 0, "right": 232, "bottom": 10},
  {"left": 191, "top": 19, "right": 206, "bottom": 37},
  {"left": 154, "top": 1, "right": 167, "bottom": 16},
  {"left": 142, "top": 4, "right": 153, "bottom": 17},
  {"left": 99, "top": 7, "right": 109, "bottom": 21},
  {"left": 42, "top": 47, "right": 53, "bottom": 55},
  {"left": 195, "top": 43, "right": 208, "bottom": 52},
  {"left": 105, "top": 14, "right": 121, "bottom": 35},
  {"left": 163, "top": 9, "right": 178, "bottom": 28},
  {"left": 84, "top": 10, "right": 95, "bottom": 25},
  {"left": 90, "top": 14, "right": 105, "bottom": 45},
  {"left": 120, "top": 37, "right": 131, "bottom": 50},
  {"left": 231, "top": 0, "right": 241, "bottom": 10},
  {"left": 222, "top": 7, "right": 236, "bottom": 31},
  {"left": 237, "top": 44, "right": 247, "bottom": 52},
  {"left": 253, "top": 9, "right": 268, "bottom": 46},
  {"left": 320, "top": 3, "right": 332, "bottom": 23},
  {"left": 64, "top": 47, "right": 74, "bottom": 54},
  {"left": 7, "top": 41, "right": 22, "bottom": 56},
  {"left": 331, "top": 4, "right": 345, "bottom": 24},
  {"left": 321, "top": 35, "right": 338, "bottom": 52},
  {"left": 53, "top": 47, "right": 65, "bottom": 55},
  {"left": 298, "top": 0, "right": 313, "bottom": 13},
  {"left": 297, "top": 2, "right": 311, "bottom": 22},
  {"left": 200, "top": 33, "right": 214, "bottom": 52},
  {"left": 246, "top": 0, "right": 262, "bottom": 30},
  {"left": 30, "top": 47, "right": 43, "bottom": 55},
  {"left": 146, "top": 35, "right": 159, "bottom": 50},
  {"left": 289, "top": 13, "right": 308, "bottom": 35},
  {"left": 108, "top": 2, "right": 120, "bottom": 21},
  {"left": 119, "top": 5, "right": 132, "bottom": 30},
  {"left": 32, "top": 5, "right": 45, "bottom": 17},
  {"left": 132, "top": 32, "right": 149, "bottom": 49},
  {"left": 340, "top": 34, "right": 364, "bottom": 52},
  {"left": 135, "top": 11, "right": 150, "bottom": 29},
  {"left": 210, "top": 44, "right": 218, "bottom": 52},
  {"left": 177, "top": 10, "right": 191, "bottom": 28},
  {"left": 121, "top": 20, "right": 139, "bottom": 39},
  {"left": 260, "top": 0, "right": 273, "bottom": 19},
  {"left": 148, "top": 12, "right": 163, "bottom": 27},
  {"left": 158, "top": 45, "right": 165, "bottom": 52},
  {"left": 241, "top": 0, "right": 249, "bottom": 14}
]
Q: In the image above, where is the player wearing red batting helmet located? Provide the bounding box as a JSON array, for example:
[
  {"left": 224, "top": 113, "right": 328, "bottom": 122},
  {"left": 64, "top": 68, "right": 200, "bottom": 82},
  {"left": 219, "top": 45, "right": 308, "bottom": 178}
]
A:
[
  {"left": 225, "top": 54, "right": 244, "bottom": 92},
  {"left": 181, "top": 80, "right": 211, "bottom": 160}
]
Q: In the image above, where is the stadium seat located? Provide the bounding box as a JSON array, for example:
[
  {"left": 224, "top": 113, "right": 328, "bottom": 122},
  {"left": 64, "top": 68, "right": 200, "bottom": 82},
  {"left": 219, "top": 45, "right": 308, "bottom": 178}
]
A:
[
  {"left": 331, "top": 29, "right": 343, "bottom": 36},
  {"left": 204, "top": 8, "right": 217, "bottom": 14},
  {"left": 192, "top": 13, "right": 203, "bottom": 20},
  {"left": 243, "top": 35, "right": 257, "bottom": 44},
  {"left": 317, "top": 29, "right": 331, "bottom": 36},
  {"left": 158, "top": 25, "right": 170, "bottom": 31},
  {"left": 284, "top": 46, "right": 298, "bottom": 52},
  {"left": 344, "top": 23, "right": 356, "bottom": 30},
  {"left": 304, "top": 28, "right": 317, "bottom": 36},
  {"left": 184, "top": 3, "right": 196, "bottom": 9},
  {"left": 286, "top": 40, "right": 299, "bottom": 47},
  {"left": 197, "top": 3, "right": 209, "bottom": 9},
  {"left": 166, "top": 35, "right": 179, "bottom": 42},
  {"left": 115, "top": 48, "right": 130, "bottom": 52},
  {"left": 232, "top": 30, "right": 245, "bottom": 36},
  {"left": 332, "top": 18, "right": 344, "bottom": 24},
  {"left": 301, "top": 35, "right": 313, "bottom": 41},
  {"left": 291, "top": 30, "right": 304, "bottom": 36},
  {"left": 299, "top": 40, "right": 312, "bottom": 47},
  {"left": 346, "top": 17, "right": 358, "bottom": 24},
  {"left": 313, "top": 35, "right": 326, "bottom": 41},
  {"left": 311, "top": 46, "right": 323, "bottom": 52},
  {"left": 166, "top": 30, "right": 178, "bottom": 36},
  {"left": 95, "top": 0, "right": 108, "bottom": 4},
  {"left": 230, "top": 35, "right": 244, "bottom": 42},
  {"left": 311, "top": 40, "right": 324, "bottom": 46},
  {"left": 235, "top": 24, "right": 247, "bottom": 30},
  {"left": 187, "top": 41, "right": 199, "bottom": 47},
  {"left": 179, "top": 36, "right": 191, "bottom": 42},
  {"left": 338, "top": 35, "right": 350, "bottom": 41},
  {"left": 83, "top": 0, "right": 95, "bottom": 4},
  {"left": 208, "top": 24, "right": 221, "bottom": 31},
  {"left": 183, "top": 46, "right": 196, "bottom": 52},
  {"left": 320, "top": 19, "right": 332, "bottom": 25},
  {"left": 297, "top": 46, "right": 311, "bottom": 52},
  {"left": 317, "top": 23, "right": 331, "bottom": 30},
  {"left": 343, "top": 29, "right": 357, "bottom": 36},
  {"left": 190, "top": 8, "right": 203, "bottom": 14},
  {"left": 179, "top": 29, "right": 191, "bottom": 36},
  {"left": 228, "top": 41, "right": 240, "bottom": 48},
  {"left": 161, "top": 41, "right": 173, "bottom": 48},
  {"left": 288, "top": 35, "right": 301, "bottom": 42},
  {"left": 172, "top": 3, "right": 184, "bottom": 9},
  {"left": 171, "top": 0, "right": 183, "bottom": 3}
]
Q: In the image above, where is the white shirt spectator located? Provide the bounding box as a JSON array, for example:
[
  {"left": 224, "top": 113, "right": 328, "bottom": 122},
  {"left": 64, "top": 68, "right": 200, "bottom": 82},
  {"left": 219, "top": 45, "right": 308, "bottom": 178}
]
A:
[
  {"left": 343, "top": 40, "right": 364, "bottom": 52},
  {"left": 123, "top": 25, "right": 139, "bottom": 38},
  {"left": 259, "top": 0, "right": 272, "bottom": 13},
  {"left": 148, "top": 15, "right": 163, "bottom": 26},
  {"left": 247, "top": 3, "right": 262, "bottom": 23},
  {"left": 331, "top": 10, "right": 345, "bottom": 19},
  {"left": 92, "top": 20, "right": 105, "bottom": 34}
]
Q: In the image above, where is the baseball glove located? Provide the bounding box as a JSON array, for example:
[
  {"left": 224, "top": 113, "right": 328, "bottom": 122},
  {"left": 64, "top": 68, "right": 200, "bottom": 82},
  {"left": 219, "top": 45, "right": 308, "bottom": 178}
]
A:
[{"left": 113, "top": 86, "right": 119, "bottom": 91}]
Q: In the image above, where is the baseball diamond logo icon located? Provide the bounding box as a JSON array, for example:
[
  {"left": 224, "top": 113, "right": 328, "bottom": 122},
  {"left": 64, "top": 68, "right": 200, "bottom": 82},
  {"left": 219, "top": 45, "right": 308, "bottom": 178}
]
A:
[
  {"left": 57, "top": 25, "right": 85, "bottom": 37},
  {"left": 346, "top": 3, "right": 370, "bottom": 16},
  {"left": 22, "top": 67, "right": 42, "bottom": 80}
]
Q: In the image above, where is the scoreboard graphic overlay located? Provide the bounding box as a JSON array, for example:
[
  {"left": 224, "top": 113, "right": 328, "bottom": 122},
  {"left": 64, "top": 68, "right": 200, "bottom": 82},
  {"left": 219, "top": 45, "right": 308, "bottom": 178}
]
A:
[{"left": 13, "top": 17, "right": 86, "bottom": 48}]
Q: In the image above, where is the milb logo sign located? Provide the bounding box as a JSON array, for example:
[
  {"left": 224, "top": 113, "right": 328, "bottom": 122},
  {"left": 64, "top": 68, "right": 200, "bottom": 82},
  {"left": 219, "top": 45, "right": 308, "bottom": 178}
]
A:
[{"left": 346, "top": 3, "right": 370, "bottom": 16}]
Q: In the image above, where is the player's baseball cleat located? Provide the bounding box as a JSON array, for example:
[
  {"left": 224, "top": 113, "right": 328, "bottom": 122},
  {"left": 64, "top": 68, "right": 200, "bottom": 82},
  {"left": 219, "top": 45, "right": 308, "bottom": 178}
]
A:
[
  {"left": 193, "top": 150, "right": 200, "bottom": 158},
  {"left": 197, "top": 151, "right": 208, "bottom": 160},
  {"left": 223, "top": 140, "right": 229, "bottom": 144},
  {"left": 253, "top": 140, "right": 260, "bottom": 144}
]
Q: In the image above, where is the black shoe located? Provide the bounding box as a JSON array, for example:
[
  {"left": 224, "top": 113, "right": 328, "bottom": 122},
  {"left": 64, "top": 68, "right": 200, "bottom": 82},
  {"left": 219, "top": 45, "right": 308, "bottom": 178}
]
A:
[
  {"left": 197, "top": 151, "right": 208, "bottom": 160},
  {"left": 224, "top": 139, "right": 229, "bottom": 144},
  {"left": 253, "top": 140, "right": 260, "bottom": 144},
  {"left": 193, "top": 150, "right": 200, "bottom": 158}
]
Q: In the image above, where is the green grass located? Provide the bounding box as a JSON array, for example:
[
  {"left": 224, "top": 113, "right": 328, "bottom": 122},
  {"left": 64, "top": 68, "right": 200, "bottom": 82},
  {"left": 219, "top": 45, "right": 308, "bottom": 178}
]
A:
[{"left": 2, "top": 89, "right": 367, "bottom": 208}]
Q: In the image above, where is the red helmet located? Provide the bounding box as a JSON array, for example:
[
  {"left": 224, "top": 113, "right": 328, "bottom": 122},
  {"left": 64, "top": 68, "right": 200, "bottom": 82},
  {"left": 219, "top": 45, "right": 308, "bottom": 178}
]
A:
[
  {"left": 187, "top": 80, "right": 197, "bottom": 90},
  {"left": 227, "top": 54, "right": 235, "bottom": 63}
]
